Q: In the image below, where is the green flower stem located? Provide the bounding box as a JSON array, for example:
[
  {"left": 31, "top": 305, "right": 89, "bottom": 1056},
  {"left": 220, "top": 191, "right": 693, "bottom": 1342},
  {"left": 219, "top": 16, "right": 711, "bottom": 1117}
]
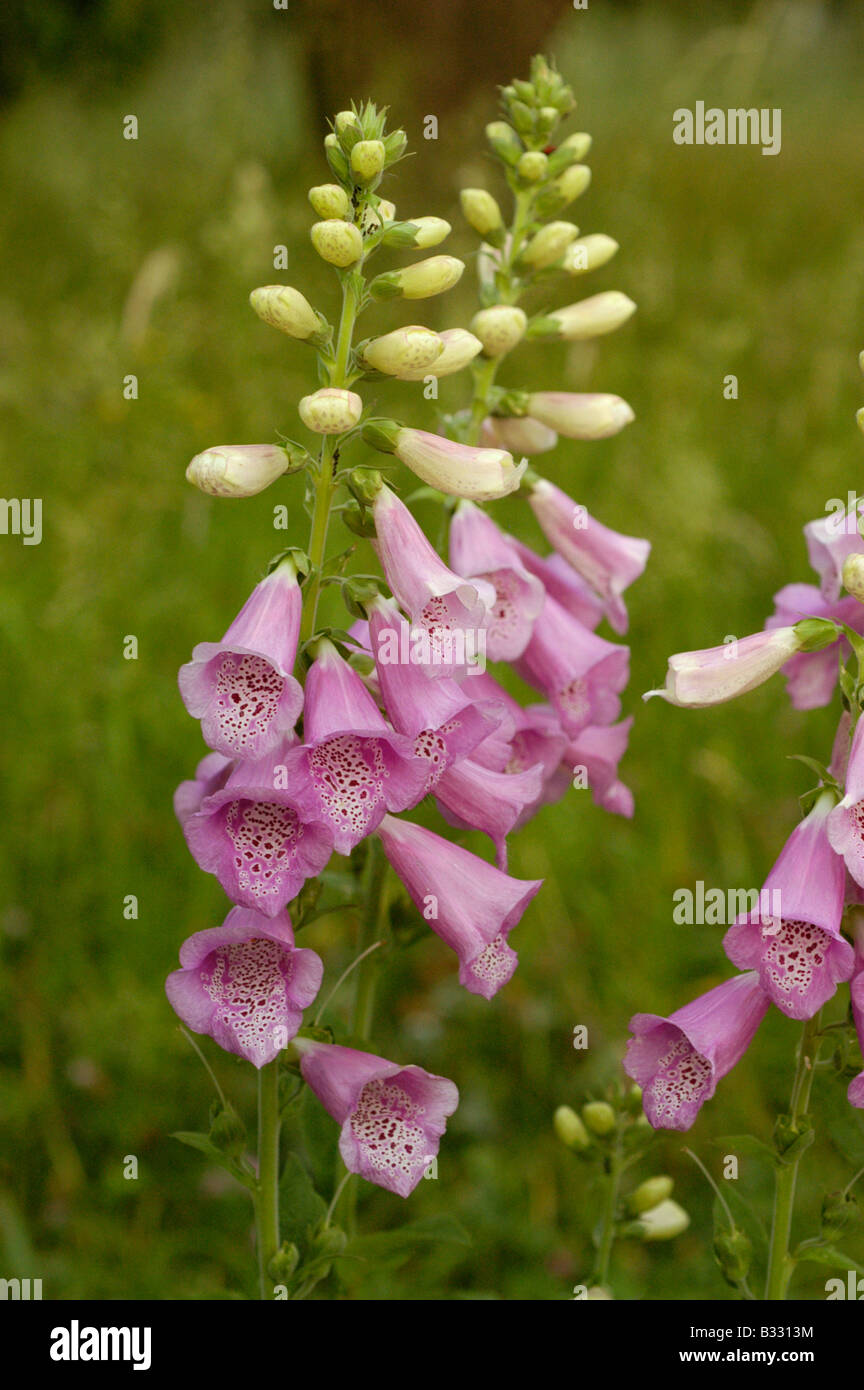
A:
[
  {"left": 592, "top": 1125, "right": 625, "bottom": 1289},
  {"left": 255, "top": 1057, "right": 281, "bottom": 1300},
  {"left": 764, "top": 1013, "right": 821, "bottom": 1301}
]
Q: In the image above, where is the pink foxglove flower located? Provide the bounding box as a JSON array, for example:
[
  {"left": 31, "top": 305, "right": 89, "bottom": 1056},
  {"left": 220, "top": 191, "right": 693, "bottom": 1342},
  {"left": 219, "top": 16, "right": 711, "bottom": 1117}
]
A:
[
  {"left": 276, "top": 639, "right": 428, "bottom": 854},
  {"left": 372, "top": 484, "right": 494, "bottom": 678},
  {"left": 434, "top": 754, "right": 545, "bottom": 869},
  {"left": 645, "top": 626, "right": 810, "bottom": 708},
  {"left": 510, "top": 541, "right": 605, "bottom": 631},
  {"left": 765, "top": 584, "right": 863, "bottom": 710},
  {"left": 448, "top": 502, "right": 544, "bottom": 661},
  {"left": 565, "top": 717, "right": 635, "bottom": 818},
  {"left": 847, "top": 916, "right": 864, "bottom": 1109},
  {"left": 294, "top": 1038, "right": 458, "bottom": 1197},
  {"left": 527, "top": 479, "right": 649, "bottom": 634},
  {"left": 174, "top": 750, "right": 233, "bottom": 826},
  {"left": 182, "top": 740, "right": 333, "bottom": 917},
  {"left": 515, "top": 594, "right": 630, "bottom": 737},
  {"left": 367, "top": 596, "right": 500, "bottom": 791},
  {"left": 165, "top": 907, "right": 323, "bottom": 1067},
  {"left": 828, "top": 715, "right": 864, "bottom": 888},
  {"left": 623, "top": 972, "right": 770, "bottom": 1131},
  {"left": 178, "top": 558, "right": 304, "bottom": 760},
  {"left": 724, "top": 794, "right": 854, "bottom": 1019},
  {"left": 377, "top": 814, "right": 542, "bottom": 997},
  {"left": 804, "top": 498, "right": 864, "bottom": 601}
]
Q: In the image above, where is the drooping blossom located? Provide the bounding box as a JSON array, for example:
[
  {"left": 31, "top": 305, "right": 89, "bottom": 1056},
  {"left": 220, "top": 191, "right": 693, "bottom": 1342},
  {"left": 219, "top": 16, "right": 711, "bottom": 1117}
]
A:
[
  {"left": 645, "top": 625, "right": 815, "bottom": 708},
  {"left": 178, "top": 558, "right": 304, "bottom": 760},
  {"left": 181, "top": 740, "right": 333, "bottom": 917},
  {"left": 448, "top": 503, "right": 544, "bottom": 661},
  {"left": 174, "top": 750, "right": 233, "bottom": 826},
  {"left": 515, "top": 593, "right": 630, "bottom": 737},
  {"left": 828, "top": 714, "right": 864, "bottom": 889},
  {"left": 372, "top": 484, "right": 494, "bottom": 678},
  {"left": 273, "top": 639, "right": 428, "bottom": 854},
  {"left": 165, "top": 907, "right": 323, "bottom": 1067},
  {"left": 623, "top": 972, "right": 770, "bottom": 1131},
  {"left": 527, "top": 478, "right": 649, "bottom": 634},
  {"left": 377, "top": 814, "right": 543, "bottom": 998},
  {"left": 565, "top": 717, "right": 635, "bottom": 818},
  {"left": 433, "top": 754, "right": 545, "bottom": 869},
  {"left": 724, "top": 793, "right": 854, "bottom": 1019},
  {"left": 510, "top": 541, "right": 605, "bottom": 631},
  {"left": 804, "top": 497, "right": 864, "bottom": 601},
  {"left": 294, "top": 1038, "right": 458, "bottom": 1197}
]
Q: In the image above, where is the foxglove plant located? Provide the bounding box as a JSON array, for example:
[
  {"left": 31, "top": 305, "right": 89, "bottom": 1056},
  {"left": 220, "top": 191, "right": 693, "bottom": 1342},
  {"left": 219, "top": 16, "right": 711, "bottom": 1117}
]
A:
[
  {"left": 169, "top": 58, "right": 648, "bottom": 1299},
  {"left": 635, "top": 354, "right": 864, "bottom": 1299}
]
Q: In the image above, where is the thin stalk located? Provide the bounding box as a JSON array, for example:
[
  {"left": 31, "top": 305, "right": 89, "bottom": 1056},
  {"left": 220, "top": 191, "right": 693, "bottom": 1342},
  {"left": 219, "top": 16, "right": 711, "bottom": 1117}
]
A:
[
  {"left": 592, "top": 1126, "right": 624, "bottom": 1289},
  {"left": 255, "top": 1058, "right": 281, "bottom": 1300},
  {"left": 764, "top": 1014, "right": 821, "bottom": 1300}
]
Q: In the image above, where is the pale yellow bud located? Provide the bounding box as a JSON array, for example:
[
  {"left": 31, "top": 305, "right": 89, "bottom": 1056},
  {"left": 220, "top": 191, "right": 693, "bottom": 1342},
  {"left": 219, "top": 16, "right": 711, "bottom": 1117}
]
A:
[
  {"left": 361, "top": 326, "right": 444, "bottom": 377},
  {"left": 562, "top": 234, "right": 620, "bottom": 275},
  {"left": 470, "top": 305, "right": 527, "bottom": 357},
  {"left": 310, "top": 220, "right": 364, "bottom": 268},
  {"left": 186, "top": 444, "right": 288, "bottom": 498},
  {"left": 521, "top": 220, "right": 580, "bottom": 268},
  {"left": 396, "top": 328, "right": 482, "bottom": 380},
  {"left": 633, "top": 1199, "right": 690, "bottom": 1242},
  {"left": 298, "top": 388, "right": 363, "bottom": 434},
  {"left": 480, "top": 415, "right": 557, "bottom": 454},
  {"left": 544, "top": 291, "right": 636, "bottom": 339},
  {"left": 407, "top": 216, "right": 451, "bottom": 248},
  {"left": 843, "top": 553, "right": 864, "bottom": 601},
  {"left": 249, "top": 285, "right": 323, "bottom": 339},
  {"left": 308, "top": 184, "right": 351, "bottom": 220},
  {"left": 460, "top": 188, "right": 504, "bottom": 238},
  {"left": 350, "top": 139, "right": 386, "bottom": 183},
  {"left": 582, "top": 1101, "right": 616, "bottom": 1136},
  {"left": 517, "top": 150, "right": 548, "bottom": 182},
  {"left": 378, "top": 199, "right": 396, "bottom": 222},
  {"left": 553, "top": 163, "right": 591, "bottom": 205},
  {"left": 558, "top": 131, "right": 592, "bottom": 161},
  {"left": 372, "top": 255, "right": 465, "bottom": 300}
]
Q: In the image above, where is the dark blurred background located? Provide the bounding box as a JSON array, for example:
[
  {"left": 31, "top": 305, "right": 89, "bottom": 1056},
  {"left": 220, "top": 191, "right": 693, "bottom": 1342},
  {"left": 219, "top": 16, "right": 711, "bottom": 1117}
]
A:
[{"left": 1, "top": 0, "right": 864, "bottom": 1299}]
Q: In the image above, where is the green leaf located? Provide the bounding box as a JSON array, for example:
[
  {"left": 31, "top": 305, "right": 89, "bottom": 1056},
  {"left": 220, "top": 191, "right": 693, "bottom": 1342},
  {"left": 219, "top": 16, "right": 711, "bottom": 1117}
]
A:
[
  {"left": 712, "top": 1134, "right": 776, "bottom": 1163},
  {"left": 348, "top": 1213, "right": 471, "bottom": 1260},
  {"left": 278, "top": 1153, "right": 326, "bottom": 1252},
  {"left": 794, "top": 1245, "right": 864, "bottom": 1274}
]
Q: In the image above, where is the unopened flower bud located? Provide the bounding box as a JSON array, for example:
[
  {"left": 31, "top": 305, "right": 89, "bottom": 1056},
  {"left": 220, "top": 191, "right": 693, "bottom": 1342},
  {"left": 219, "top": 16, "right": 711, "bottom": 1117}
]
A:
[
  {"left": 267, "top": 1242, "right": 300, "bottom": 1285},
  {"left": 548, "top": 132, "right": 592, "bottom": 173},
  {"left": 820, "top": 1190, "right": 859, "bottom": 1239},
  {"left": 554, "top": 1104, "right": 591, "bottom": 1150},
  {"left": 520, "top": 221, "right": 580, "bottom": 269},
  {"left": 526, "top": 391, "right": 634, "bottom": 440},
  {"left": 843, "top": 553, "right": 864, "bottom": 602},
  {"left": 324, "top": 133, "right": 350, "bottom": 182},
  {"left": 186, "top": 444, "right": 289, "bottom": 498},
  {"left": 378, "top": 199, "right": 396, "bottom": 222},
  {"left": 382, "top": 217, "right": 451, "bottom": 249},
  {"left": 209, "top": 1103, "right": 246, "bottom": 1157},
  {"left": 361, "top": 419, "right": 401, "bottom": 453},
  {"left": 509, "top": 100, "right": 536, "bottom": 139},
  {"left": 713, "top": 1227, "right": 752, "bottom": 1285},
  {"left": 361, "top": 325, "right": 444, "bottom": 377},
  {"left": 377, "top": 426, "right": 524, "bottom": 500},
  {"left": 517, "top": 151, "right": 548, "bottom": 182},
  {"left": 310, "top": 220, "right": 364, "bottom": 268},
  {"left": 460, "top": 188, "right": 504, "bottom": 238},
  {"left": 480, "top": 415, "right": 557, "bottom": 455},
  {"left": 348, "top": 468, "right": 384, "bottom": 505},
  {"left": 528, "top": 291, "right": 636, "bottom": 340},
  {"left": 396, "top": 327, "right": 483, "bottom": 380},
  {"left": 582, "top": 1100, "right": 616, "bottom": 1136},
  {"left": 350, "top": 139, "right": 386, "bottom": 183},
  {"left": 471, "top": 305, "right": 527, "bottom": 357},
  {"left": 562, "top": 234, "right": 620, "bottom": 275},
  {"left": 627, "top": 1175, "right": 674, "bottom": 1214},
  {"left": 334, "top": 110, "right": 361, "bottom": 149},
  {"left": 485, "top": 120, "right": 523, "bottom": 165},
  {"left": 857, "top": 406, "right": 864, "bottom": 435},
  {"left": 369, "top": 255, "right": 464, "bottom": 301},
  {"left": 628, "top": 1198, "right": 690, "bottom": 1242},
  {"left": 553, "top": 163, "right": 592, "bottom": 206},
  {"left": 249, "top": 285, "right": 325, "bottom": 340},
  {"left": 299, "top": 388, "right": 363, "bottom": 434},
  {"left": 308, "top": 183, "right": 351, "bottom": 220},
  {"left": 384, "top": 129, "right": 408, "bottom": 161}
]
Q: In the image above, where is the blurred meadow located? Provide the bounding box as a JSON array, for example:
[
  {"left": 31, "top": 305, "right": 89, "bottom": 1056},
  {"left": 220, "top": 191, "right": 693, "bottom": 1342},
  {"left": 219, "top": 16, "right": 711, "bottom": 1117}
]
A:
[{"left": 2, "top": 0, "right": 864, "bottom": 1299}]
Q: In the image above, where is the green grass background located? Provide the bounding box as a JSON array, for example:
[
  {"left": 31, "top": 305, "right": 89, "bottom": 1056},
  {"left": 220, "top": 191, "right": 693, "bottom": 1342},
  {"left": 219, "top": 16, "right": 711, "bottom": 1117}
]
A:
[{"left": 1, "top": 0, "right": 864, "bottom": 1299}]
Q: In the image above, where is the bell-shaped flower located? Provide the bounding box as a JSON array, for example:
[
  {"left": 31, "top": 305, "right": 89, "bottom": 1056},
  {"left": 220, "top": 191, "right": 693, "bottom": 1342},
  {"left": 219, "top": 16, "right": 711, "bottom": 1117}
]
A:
[
  {"left": 174, "top": 750, "right": 233, "bottom": 827},
  {"left": 565, "top": 717, "right": 635, "bottom": 818},
  {"left": 377, "top": 814, "right": 542, "bottom": 998},
  {"left": 181, "top": 739, "right": 333, "bottom": 918},
  {"left": 448, "top": 503, "right": 544, "bottom": 661},
  {"left": 847, "top": 912, "right": 864, "bottom": 1108},
  {"left": 165, "top": 907, "right": 323, "bottom": 1067},
  {"left": 623, "top": 972, "right": 770, "bottom": 1131},
  {"left": 434, "top": 754, "right": 545, "bottom": 869},
  {"left": 514, "top": 593, "right": 630, "bottom": 737},
  {"left": 510, "top": 541, "right": 605, "bottom": 631},
  {"left": 372, "top": 484, "right": 494, "bottom": 678},
  {"left": 724, "top": 793, "right": 854, "bottom": 1019},
  {"left": 178, "top": 558, "right": 304, "bottom": 760},
  {"left": 828, "top": 715, "right": 864, "bottom": 888},
  {"left": 367, "top": 596, "right": 501, "bottom": 791},
  {"left": 294, "top": 1038, "right": 459, "bottom": 1197},
  {"left": 528, "top": 479, "right": 649, "bottom": 634},
  {"left": 766, "top": 584, "right": 864, "bottom": 710},
  {"left": 276, "top": 639, "right": 428, "bottom": 854},
  {"left": 804, "top": 498, "right": 864, "bottom": 601},
  {"left": 646, "top": 625, "right": 822, "bottom": 708}
]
